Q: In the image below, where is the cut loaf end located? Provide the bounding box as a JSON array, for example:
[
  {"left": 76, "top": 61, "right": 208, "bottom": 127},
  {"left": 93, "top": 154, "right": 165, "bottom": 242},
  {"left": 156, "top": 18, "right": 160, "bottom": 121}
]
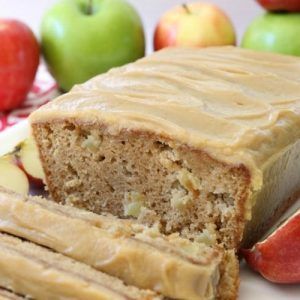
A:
[{"left": 32, "top": 120, "right": 251, "bottom": 250}]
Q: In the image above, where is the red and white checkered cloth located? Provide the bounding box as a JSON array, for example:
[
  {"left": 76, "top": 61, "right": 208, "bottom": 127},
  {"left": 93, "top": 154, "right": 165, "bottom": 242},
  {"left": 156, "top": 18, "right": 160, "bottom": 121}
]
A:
[{"left": 0, "top": 64, "right": 59, "bottom": 132}]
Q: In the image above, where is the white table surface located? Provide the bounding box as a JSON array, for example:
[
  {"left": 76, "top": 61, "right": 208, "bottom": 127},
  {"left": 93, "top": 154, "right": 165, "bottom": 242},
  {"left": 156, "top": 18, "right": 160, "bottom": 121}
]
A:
[{"left": 0, "top": 1, "right": 299, "bottom": 299}]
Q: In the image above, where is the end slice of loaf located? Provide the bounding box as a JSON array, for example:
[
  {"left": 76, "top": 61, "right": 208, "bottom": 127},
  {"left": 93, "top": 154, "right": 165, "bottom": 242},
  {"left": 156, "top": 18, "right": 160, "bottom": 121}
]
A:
[{"left": 0, "top": 187, "right": 239, "bottom": 300}]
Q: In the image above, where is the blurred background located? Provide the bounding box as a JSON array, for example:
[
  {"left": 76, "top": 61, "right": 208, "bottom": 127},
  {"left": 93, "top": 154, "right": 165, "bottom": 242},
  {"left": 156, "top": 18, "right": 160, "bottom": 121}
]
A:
[{"left": 0, "top": 0, "right": 263, "bottom": 53}]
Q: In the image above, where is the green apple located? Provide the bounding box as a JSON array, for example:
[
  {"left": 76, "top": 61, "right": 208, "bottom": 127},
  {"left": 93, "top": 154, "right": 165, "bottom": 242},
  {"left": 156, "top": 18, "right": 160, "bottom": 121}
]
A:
[
  {"left": 41, "top": 0, "right": 145, "bottom": 91},
  {"left": 241, "top": 12, "right": 300, "bottom": 56}
]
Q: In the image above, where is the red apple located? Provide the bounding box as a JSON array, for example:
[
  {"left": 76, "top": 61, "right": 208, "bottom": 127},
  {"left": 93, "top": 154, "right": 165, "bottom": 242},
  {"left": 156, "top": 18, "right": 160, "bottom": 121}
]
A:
[
  {"left": 154, "top": 2, "right": 236, "bottom": 51},
  {"left": 241, "top": 209, "right": 300, "bottom": 283},
  {"left": 256, "top": 0, "right": 300, "bottom": 12},
  {"left": 0, "top": 19, "right": 39, "bottom": 111},
  {"left": 0, "top": 154, "right": 29, "bottom": 195},
  {"left": 16, "top": 137, "right": 45, "bottom": 187}
]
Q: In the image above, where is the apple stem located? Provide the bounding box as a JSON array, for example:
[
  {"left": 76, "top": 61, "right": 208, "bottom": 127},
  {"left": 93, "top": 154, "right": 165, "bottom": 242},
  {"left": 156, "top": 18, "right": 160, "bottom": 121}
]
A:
[
  {"left": 87, "top": 0, "right": 93, "bottom": 15},
  {"left": 182, "top": 3, "right": 191, "bottom": 14}
]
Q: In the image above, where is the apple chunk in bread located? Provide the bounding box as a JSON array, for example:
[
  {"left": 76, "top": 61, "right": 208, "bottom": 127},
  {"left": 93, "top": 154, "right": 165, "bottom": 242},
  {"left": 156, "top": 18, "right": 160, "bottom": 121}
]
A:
[
  {"left": 0, "top": 155, "right": 29, "bottom": 195},
  {"left": 241, "top": 209, "right": 300, "bottom": 283},
  {"left": 17, "top": 136, "right": 45, "bottom": 187}
]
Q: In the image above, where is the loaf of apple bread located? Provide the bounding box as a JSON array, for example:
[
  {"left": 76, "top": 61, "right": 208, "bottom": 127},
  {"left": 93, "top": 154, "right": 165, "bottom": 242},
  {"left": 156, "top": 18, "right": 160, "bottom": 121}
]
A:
[
  {"left": 0, "top": 187, "right": 238, "bottom": 300},
  {"left": 30, "top": 46, "right": 300, "bottom": 249}
]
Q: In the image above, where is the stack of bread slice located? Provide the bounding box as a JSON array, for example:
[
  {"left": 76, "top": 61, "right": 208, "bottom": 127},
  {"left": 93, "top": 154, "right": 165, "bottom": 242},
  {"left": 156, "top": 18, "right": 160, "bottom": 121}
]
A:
[
  {"left": 0, "top": 187, "right": 238, "bottom": 299},
  {"left": 0, "top": 232, "right": 160, "bottom": 300}
]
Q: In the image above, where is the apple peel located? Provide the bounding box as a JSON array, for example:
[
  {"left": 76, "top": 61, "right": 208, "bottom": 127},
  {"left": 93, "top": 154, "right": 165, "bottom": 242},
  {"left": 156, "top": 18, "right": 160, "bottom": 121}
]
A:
[
  {"left": 16, "top": 136, "right": 45, "bottom": 187},
  {"left": 241, "top": 209, "right": 300, "bottom": 283}
]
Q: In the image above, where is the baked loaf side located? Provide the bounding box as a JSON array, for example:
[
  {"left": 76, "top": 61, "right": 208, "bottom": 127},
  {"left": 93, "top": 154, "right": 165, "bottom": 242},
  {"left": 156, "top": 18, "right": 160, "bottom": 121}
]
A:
[
  {"left": 0, "top": 233, "right": 160, "bottom": 300},
  {"left": 30, "top": 46, "right": 300, "bottom": 249},
  {"left": 0, "top": 187, "right": 239, "bottom": 300}
]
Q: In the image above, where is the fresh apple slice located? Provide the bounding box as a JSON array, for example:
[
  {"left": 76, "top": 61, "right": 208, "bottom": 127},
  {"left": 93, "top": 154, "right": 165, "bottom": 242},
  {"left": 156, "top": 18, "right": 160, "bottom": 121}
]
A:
[
  {"left": 241, "top": 208, "right": 300, "bottom": 283},
  {"left": 0, "top": 154, "right": 29, "bottom": 195},
  {"left": 17, "top": 136, "right": 45, "bottom": 187}
]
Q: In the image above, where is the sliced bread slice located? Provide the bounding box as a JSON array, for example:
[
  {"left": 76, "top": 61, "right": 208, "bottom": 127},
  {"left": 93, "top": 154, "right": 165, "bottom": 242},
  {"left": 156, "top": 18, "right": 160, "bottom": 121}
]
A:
[{"left": 0, "top": 232, "right": 160, "bottom": 300}]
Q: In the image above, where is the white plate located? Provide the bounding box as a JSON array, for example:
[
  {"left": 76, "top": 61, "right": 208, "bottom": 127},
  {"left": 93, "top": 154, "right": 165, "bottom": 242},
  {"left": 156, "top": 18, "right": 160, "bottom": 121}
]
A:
[{"left": 0, "top": 121, "right": 299, "bottom": 299}]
